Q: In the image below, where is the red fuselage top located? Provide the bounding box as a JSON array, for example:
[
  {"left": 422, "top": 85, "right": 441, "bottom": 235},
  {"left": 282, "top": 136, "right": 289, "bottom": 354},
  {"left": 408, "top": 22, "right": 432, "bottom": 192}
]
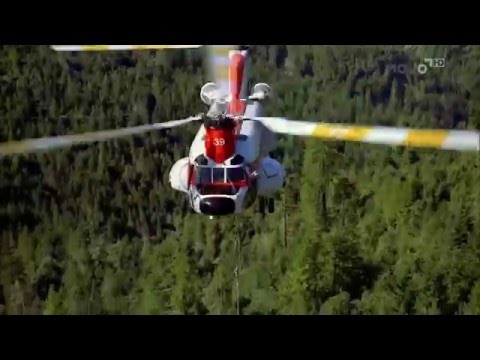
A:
[
  {"left": 204, "top": 51, "right": 248, "bottom": 164},
  {"left": 205, "top": 125, "right": 237, "bottom": 164}
]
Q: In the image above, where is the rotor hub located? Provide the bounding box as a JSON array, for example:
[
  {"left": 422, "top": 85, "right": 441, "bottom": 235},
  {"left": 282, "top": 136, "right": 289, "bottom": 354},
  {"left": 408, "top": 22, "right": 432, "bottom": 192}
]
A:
[{"left": 203, "top": 114, "right": 236, "bottom": 130}]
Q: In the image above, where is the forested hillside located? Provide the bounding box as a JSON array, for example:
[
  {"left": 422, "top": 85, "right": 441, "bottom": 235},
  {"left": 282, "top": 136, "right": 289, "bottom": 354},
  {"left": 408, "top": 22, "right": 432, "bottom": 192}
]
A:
[{"left": 1, "top": 45, "right": 479, "bottom": 315}]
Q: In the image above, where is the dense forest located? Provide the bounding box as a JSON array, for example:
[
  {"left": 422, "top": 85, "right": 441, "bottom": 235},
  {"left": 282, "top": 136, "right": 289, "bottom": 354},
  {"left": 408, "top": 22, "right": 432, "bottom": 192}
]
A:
[{"left": 0, "top": 45, "right": 480, "bottom": 315}]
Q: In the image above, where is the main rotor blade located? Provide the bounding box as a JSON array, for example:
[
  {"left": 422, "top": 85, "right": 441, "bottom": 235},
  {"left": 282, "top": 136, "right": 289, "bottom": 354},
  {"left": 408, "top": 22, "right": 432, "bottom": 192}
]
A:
[
  {"left": 51, "top": 45, "right": 203, "bottom": 52},
  {"left": 206, "top": 45, "right": 239, "bottom": 100},
  {"left": 255, "top": 117, "right": 480, "bottom": 152},
  {"left": 0, "top": 117, "right": 201, "bottom": 156}
]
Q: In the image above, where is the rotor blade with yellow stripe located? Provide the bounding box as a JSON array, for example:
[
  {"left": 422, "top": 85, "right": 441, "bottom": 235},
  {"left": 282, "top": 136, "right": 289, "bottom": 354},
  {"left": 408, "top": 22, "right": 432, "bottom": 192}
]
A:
[
  {"left": 205, "top": 45, "right": 239, "bottom": 100},
  {"left": 255, "top": 117, "right": 480, "bottom": 152},
  {"left": 51, "top": 45, "right": 203, "bottom": 52},
  {"left": 0, "top": 117, "right": 201, "bottom": 157}
]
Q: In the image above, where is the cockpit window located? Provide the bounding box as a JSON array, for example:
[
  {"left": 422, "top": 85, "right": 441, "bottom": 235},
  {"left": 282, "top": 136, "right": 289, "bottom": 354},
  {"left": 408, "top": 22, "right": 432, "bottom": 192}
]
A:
[
  {"left": 200, "top": 186, "right": 238, "bottom": 196},
  {"left": 227, "top": 167, "right": 246, "bottom": 182},
  {"left": 195, "top": 165, "right": 247, "bottom": 196},
  {"left": 212, "top": 168, "right": 225, "bottom": 183},
  {"left": 198, "top": 167, "right": 211, "bottom": 185}
]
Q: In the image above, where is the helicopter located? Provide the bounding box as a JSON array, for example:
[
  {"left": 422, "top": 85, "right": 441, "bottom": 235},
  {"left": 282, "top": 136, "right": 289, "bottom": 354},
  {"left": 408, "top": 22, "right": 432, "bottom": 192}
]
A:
[{"left": 0, "top": 45, "right": 479, "bottom": 217}]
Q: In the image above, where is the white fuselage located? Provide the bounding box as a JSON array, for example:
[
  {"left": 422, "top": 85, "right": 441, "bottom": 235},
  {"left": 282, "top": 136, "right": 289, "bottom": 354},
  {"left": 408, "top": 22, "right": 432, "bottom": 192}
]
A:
[
  {"left": 169, "top": 48, "right": 285, "bottom": 215},
  {"left": 169, "top": 100, "right": 285, "bottom": 215}
]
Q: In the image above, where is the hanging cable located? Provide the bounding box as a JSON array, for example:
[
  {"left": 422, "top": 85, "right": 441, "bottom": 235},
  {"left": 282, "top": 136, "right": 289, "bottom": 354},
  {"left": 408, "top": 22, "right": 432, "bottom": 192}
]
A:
[
  {"left": 283, "top": 185, "right": 288, "bottom": 248},
  {"left": 234, "top": 221, "right": 241, "bottom": 316}
]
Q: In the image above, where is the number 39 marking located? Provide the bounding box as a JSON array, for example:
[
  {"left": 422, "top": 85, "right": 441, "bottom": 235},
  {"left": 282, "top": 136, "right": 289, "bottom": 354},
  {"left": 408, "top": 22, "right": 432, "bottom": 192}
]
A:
[{"left": 213, "top": 138, "right": 226, "bottom": 146}]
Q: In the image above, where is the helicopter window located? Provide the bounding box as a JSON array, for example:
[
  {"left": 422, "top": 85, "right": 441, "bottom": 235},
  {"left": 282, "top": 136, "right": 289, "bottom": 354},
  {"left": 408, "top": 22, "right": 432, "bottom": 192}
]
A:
[
  {"left": 212, "top": 168, "right": 225, "bottom": 183},
  {"left": 200, "top": 186, "right": 238, "bottom": 196},
  {"left": 198, "top": 167, "right": 212, "bottom": 185},
  {"left": 230, "top": 154, "right": 245, "bottom": 165},
  {"left": 227, "top": 167, "right": 246, "bottom": 182},
  {"left": 195, "top": 155, "right": 209, "bottom": 166},
  {"left": 194, "top": 166, "right": 246, "bottom": 196}
]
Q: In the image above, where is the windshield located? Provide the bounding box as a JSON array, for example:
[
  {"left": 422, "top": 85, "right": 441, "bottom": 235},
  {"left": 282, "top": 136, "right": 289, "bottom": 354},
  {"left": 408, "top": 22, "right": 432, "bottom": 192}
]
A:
[
  {"left": 195, "top": 165, "right": 247, "bottom": 196},
  {"left": 200, "top": 185, "right": 238, "bottom": 196},
  {"left": 227, "top": 167, "right": 246, "bottom": 182},
  {"left": 198, "top": 167, "right": 211, "bottom": 185},
  {"left": 212, "top": 168, "right": 225, "bottom": 183}
]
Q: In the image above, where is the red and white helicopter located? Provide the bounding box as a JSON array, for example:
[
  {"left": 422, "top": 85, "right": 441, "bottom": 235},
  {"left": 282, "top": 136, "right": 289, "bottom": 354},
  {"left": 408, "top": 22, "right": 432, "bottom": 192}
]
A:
[{"left": 0, "top": 45, "right": 479, "bottom": 217}]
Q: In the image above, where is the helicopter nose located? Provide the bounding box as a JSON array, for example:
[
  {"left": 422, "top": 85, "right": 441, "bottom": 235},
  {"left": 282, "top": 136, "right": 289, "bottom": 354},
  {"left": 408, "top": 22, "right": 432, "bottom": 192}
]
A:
[{"left": 200, "top": 197, "right": 236, "bottom": 216}]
